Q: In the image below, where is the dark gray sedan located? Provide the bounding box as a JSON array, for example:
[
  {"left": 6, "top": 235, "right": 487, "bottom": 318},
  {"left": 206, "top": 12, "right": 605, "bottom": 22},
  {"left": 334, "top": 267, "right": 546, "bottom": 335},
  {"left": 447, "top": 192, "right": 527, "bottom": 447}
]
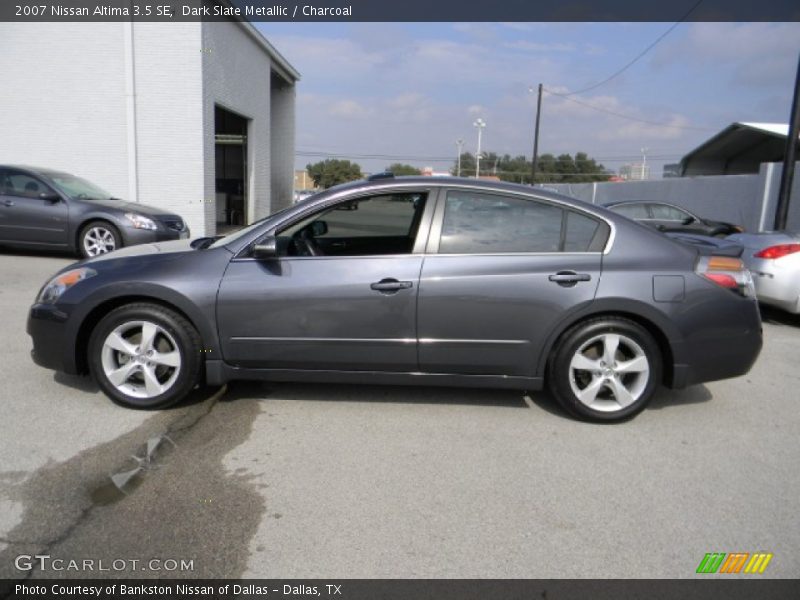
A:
[
  {"left": 0, "top": 165, "right": 189, "bottom": 257},
  {"left": 27, "top": 176, "right": 762, "bottom": 421}
]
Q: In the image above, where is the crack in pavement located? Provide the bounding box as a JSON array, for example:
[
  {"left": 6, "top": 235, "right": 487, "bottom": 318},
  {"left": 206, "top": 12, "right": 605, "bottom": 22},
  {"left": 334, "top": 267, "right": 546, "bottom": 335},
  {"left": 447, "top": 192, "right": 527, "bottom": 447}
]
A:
[{"left": 0, "top": 384, "right": 244, "bottom": 583}]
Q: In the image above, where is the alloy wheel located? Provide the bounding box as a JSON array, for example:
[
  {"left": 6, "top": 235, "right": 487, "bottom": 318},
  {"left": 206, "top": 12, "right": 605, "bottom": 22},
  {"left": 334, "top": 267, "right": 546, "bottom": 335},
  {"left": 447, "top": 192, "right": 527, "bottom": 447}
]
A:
[
  {"left": 83, "top": 226, "right": 117, "bottom": 256},
  {"left": 568, "top": 333, "right": 650, "bottom": 413},
  {"left": 100, "top": 320, "right": 182, "bottom": 399}
]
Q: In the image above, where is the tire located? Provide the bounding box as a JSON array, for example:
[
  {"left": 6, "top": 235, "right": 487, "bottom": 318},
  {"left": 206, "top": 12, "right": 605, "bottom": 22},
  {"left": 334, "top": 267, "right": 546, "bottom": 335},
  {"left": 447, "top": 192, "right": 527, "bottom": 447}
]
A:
[
  {"left": 88, "top": 303, "right": 202, "bottom": 409},
  {"left": 547, "top": 317, "right": 662, "bottom": 422},
  {"left": 79, "top": 221, "right": 121, "bottom": 258}
]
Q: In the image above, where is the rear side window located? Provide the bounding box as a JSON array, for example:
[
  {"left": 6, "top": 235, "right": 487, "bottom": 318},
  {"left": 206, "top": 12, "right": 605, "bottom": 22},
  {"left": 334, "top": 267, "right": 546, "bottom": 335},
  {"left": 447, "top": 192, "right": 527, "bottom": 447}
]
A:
[
  {"left": 439, "top": 190, "right": 608, "bottom": 254},
  {"left": 611, "top": 203, "right": 649, "bottom": 219},
  {"left": 650, "top": 204, "right": 689, "bottom": 220}
]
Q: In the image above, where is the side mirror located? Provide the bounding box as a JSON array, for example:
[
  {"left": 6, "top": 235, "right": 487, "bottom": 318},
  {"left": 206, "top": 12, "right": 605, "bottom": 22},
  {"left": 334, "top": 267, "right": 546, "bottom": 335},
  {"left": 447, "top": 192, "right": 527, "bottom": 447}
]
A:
[
  {"left": 682, "top": 216, "right": 695, "bottom": 225},
  {"left": 310, "top": 220, "right": 328, "bottom": 237},
  {"left": 40, "top": 192, "right": 60, "bottom": 203},
  {"left": 252, "top": 236, "right": 278, "bottom": 259}
]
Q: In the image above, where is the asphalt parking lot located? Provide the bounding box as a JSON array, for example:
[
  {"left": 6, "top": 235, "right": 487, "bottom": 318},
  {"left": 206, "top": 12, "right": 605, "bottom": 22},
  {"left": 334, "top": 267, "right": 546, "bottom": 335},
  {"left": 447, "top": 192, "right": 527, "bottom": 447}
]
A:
[{"left": 0, "top": 251, "right": 799, "bottom": 579}]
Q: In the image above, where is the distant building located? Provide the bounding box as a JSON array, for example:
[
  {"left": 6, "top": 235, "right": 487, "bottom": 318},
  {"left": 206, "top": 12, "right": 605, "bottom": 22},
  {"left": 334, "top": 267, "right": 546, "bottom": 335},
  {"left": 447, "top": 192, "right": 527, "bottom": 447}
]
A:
[
  {"left": 294, "top": 169, "right": 317, "bottom": 191},
  {"left": 679, "top": 122, "right": 796, "bottom": 177},
  {"left": 421, "top": 166, "right": 452, "bottom": 177},
  {"left": 619, "top": 163, "right": 650, "bottom": 181}
]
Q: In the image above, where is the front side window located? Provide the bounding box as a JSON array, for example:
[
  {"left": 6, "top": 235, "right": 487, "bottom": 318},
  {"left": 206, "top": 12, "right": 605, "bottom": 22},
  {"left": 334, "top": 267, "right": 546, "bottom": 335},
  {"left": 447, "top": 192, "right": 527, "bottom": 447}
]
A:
[
  {"left": 276, "top": 192, "right": 427, "bottom": 257},
  {"left": 439, "top": 191, "right": 607, "bottom": 254},
  {"left": 0, "top": 170, "right": 56, "bottom": 199}
]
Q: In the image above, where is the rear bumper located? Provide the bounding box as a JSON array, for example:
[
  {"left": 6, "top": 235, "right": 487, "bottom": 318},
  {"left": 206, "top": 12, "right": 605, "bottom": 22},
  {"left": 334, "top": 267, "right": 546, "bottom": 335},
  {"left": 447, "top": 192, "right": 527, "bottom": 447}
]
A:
[
  {"left": 749, "top": 256, "right": 800, "bottom": 314},
  {"left": 673, "top": 301, "right": 763, "bottom": 388}
]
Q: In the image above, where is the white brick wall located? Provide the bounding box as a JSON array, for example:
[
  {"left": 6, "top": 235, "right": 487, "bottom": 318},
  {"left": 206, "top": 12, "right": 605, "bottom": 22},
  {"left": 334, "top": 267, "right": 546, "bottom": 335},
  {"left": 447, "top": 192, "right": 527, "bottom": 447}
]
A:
[
  {"left": 0, "top": 21, "right": 297, "bottom": 238},
  {"left": 0, "top": 23, "right": 130, "bottom": 199}
]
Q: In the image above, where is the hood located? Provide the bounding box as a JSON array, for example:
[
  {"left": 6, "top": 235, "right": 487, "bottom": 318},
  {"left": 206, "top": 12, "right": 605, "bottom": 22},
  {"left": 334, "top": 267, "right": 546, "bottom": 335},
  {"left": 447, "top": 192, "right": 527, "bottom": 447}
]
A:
[
  {"left": 80, "top": 198, "right": 180, "bottom": 218},
  {"left": 82, "top": 239, "right": 197, "bottom": 264}
]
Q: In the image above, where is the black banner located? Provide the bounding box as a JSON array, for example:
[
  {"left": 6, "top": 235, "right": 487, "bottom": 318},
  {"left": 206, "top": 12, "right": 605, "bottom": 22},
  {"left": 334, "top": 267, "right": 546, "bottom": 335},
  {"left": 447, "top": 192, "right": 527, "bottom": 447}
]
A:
[
  {"left": 1, "top": 0, "right": 799, "bottom": 22},
  {"left": 2, "top": 580, "right": 800, "bottom": 600}
]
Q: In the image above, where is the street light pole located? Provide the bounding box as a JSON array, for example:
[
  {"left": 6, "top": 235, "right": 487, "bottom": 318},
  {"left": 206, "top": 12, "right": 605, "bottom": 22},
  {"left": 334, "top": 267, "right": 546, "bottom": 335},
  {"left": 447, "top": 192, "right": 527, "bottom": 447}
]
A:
[
  {"left": 530, "top": 84, "right": 543, "bottom": 184},
  {"left": 456, "top": 138, "right": 464, "bottom": 177},
  {"left": 641, "top": 147, "right": 649, "bottom": 180},
  {"left": 474, "top": 118, "right": 486, "bottom": 178}
]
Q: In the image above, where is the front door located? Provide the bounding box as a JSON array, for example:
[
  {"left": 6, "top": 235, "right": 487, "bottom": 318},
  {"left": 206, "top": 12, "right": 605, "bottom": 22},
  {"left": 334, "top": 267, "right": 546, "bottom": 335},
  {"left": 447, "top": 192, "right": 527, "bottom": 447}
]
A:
[
  {"left": 0, "top": 169, "right": 68, "bottom": 246},
  {"left": 216, "top": 190, "right": 433, "bottom": 372}
]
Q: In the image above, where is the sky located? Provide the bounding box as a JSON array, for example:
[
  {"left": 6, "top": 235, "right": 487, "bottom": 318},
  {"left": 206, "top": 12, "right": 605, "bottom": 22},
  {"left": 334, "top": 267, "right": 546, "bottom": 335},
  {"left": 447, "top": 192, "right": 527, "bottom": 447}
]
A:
[{"left": 255, "top": 22, "right": 800, "bottom": 179}]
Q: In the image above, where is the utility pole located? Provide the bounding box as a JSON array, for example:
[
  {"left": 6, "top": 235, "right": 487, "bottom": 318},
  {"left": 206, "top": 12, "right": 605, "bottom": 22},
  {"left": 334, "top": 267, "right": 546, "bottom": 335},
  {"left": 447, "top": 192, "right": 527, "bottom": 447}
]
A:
[
  {"left": 474, "top": 118, "right": 486, "bottom": 178},
  {"left": 530, "top": 84, "right": 543, "bottom": 185},
  {"left": 775, "top": 53, "right": 800, "bottom": 231},
  {"left": 456, "top": 138, "right": 464, "bottom": 177}
]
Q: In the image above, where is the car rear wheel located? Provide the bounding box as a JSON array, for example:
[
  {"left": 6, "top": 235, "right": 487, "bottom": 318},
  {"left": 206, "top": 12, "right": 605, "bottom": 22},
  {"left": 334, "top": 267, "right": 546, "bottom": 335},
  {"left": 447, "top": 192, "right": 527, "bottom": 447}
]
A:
[
  {"left": 79, "top": 221, "right": 121, "bottom": 258},
  {"left": 88, "top": 303, "right": 202, "bottom": 409},
  {"left": 548, "top": 318, "right": 661, "bottom": 422}
]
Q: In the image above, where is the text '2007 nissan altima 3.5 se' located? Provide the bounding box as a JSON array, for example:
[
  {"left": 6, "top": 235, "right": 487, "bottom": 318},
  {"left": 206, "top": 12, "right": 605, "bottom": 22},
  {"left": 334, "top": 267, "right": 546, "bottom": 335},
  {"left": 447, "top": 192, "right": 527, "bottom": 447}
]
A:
[{"left": 28, "top": 176, "right": 762, "bottom": 421}]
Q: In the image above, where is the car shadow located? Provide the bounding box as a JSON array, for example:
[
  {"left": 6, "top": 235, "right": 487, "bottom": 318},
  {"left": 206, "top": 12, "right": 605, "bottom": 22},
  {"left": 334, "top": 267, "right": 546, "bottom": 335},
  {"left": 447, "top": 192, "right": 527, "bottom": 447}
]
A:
[
  {"left": 760, "top": 305, "right": 800, "bottom": 328},
  {"left": 53, "top": 372, "right": 220, "bottom": 410},
  {"left": 220, "top": 380, "right": 530, "bottom": 409},
  {"left": 220, "top": 380, "right": 715, "bottom": 420},
  {"left": 0, "top": 246, "right": 76, "bottom": 260}
]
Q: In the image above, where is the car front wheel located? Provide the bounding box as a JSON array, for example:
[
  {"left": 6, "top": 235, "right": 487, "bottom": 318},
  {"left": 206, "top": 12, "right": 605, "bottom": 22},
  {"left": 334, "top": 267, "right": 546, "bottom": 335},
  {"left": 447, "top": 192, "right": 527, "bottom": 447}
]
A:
[
  {"left": 548, "top": 318, "right": 662, "bottom": 422},
  {"left": 88, "top": 303, "right": 202, "bottom": 409},
  {"left": 79, "top": 221, "right": 121, "bottom": 258}
]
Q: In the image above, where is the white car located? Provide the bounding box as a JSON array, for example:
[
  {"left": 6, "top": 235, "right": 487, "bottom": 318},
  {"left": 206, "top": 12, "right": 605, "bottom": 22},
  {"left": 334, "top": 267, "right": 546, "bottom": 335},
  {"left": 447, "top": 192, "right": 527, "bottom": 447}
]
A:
[{"left": 728, "top": 231, "right": 800, "bottom": 314}]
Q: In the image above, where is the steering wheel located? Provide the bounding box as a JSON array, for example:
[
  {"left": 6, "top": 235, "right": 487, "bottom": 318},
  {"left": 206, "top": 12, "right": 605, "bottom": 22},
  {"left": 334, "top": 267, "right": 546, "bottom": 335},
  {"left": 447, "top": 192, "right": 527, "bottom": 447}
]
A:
[{"left": 292, "top": 228, "right": 323, "bottom": 257}]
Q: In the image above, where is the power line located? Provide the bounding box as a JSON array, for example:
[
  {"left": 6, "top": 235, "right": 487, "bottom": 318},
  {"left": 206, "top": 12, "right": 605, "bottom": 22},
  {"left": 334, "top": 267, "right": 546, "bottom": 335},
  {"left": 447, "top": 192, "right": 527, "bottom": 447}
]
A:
[
  {"left": 561, "top": 0, "right": 705, "bottom": 96},
  {"left": 542, "top": 89, "right": 716, "bottom": 132}
]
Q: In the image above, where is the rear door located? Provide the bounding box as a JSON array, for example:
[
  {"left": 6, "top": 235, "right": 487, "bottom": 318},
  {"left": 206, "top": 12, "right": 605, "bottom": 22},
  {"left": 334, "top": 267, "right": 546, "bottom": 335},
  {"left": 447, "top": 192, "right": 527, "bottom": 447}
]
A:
[
  {"left": 0, "top": 168, "right": 69, "bottom": 246},
  {"left": 417, "top": 188, "right": 608, "bottom": 377}
]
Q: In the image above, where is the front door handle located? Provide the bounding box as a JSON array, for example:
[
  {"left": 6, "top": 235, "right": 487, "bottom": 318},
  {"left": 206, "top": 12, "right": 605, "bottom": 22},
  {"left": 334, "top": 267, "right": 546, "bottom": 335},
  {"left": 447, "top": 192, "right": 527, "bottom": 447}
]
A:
[
  {"left": 370, "top": 278, "right": 413, "bottom": 293},
  {"left": 548, "top": 271, "right": 591, "bottom": 287}
]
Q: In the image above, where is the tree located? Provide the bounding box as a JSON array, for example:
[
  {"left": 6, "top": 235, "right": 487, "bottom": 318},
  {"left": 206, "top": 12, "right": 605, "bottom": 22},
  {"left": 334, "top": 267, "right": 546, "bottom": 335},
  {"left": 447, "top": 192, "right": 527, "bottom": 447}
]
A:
[
  {"left": 451, "top": 150, "right": 609, "bottom": 184},
  {"left": 306, "top": 159, "right": 363, "bottom": 189},
  {"left": 386, "top": 163, "right": 421, "bottom": 176}
]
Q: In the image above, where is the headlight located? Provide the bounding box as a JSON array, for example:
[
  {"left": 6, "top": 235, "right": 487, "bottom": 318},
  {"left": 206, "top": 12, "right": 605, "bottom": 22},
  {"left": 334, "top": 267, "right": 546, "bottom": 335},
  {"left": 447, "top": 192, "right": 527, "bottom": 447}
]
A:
[
  {"left": 125, "top": 212, "right": 158, "bottom": 230},
  {"left": 37, "top": 268, "right": 97, "bottom": 304}
]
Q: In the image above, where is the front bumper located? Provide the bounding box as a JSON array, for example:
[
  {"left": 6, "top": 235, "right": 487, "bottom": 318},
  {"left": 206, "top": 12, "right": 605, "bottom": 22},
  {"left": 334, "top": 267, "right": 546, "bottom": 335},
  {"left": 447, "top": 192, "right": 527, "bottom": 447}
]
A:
[
  {"left": 120, "top": 225, "right": 190, "bottom": 247},
  {"left": 28, "top": 303, "right": 75, "bottom": 373}
]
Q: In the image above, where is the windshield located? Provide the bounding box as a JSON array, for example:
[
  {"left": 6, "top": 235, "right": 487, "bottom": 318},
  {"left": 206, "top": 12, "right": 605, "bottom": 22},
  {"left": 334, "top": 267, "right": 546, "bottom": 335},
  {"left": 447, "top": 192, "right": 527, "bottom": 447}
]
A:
[
  {"left": 208, "top": 205, "right": 296, "bottom": 249},
  {"left": 46, "top": 173, "right": 114, "bottom": 200}
]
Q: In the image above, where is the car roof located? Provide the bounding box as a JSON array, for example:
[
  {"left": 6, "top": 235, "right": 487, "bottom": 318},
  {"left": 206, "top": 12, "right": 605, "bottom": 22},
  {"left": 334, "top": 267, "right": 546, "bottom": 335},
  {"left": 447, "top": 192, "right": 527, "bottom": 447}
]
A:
[
  {"left": 606, "top": 200, "right": 688, "bottom": 210},
  {"left": 319, "top": 175, "right": 607, "bottom": 212},
  {"left": 0, "top": 165, "right": 73, "bottom": 178}
]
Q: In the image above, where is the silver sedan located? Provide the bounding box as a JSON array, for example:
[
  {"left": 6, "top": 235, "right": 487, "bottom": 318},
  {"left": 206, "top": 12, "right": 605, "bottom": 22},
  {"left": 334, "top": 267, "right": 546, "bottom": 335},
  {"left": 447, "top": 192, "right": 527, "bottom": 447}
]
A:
[{"left": 728, "top": 231, "right": 800, "bottom": 314}]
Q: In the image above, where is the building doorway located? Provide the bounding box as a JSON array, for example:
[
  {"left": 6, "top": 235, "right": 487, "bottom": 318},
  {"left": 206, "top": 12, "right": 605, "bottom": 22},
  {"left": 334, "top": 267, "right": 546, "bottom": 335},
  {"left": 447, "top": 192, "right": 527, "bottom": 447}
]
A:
[{"left": 215, "top": 106, "right": 249, "bottom": 232}]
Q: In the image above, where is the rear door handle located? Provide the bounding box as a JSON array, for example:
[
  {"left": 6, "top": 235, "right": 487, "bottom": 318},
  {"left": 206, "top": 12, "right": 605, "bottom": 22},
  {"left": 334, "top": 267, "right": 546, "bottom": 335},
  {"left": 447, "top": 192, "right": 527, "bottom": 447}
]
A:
[
  {"left": 370, "top": 278, "right": 413, "bottom": 293},
  {"left": 549, "top": 271, "right": 591, "bottom": 286}
]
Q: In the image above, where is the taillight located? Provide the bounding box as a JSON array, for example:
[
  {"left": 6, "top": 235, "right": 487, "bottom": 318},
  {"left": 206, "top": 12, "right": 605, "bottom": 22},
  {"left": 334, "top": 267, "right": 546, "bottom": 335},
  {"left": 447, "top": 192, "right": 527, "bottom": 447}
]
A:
[
  {"left": 754, "top": 244, "right": 800, "bottom": 260},
  {"left": 696, "top": 256, "right": 755, "bottom": 297}
]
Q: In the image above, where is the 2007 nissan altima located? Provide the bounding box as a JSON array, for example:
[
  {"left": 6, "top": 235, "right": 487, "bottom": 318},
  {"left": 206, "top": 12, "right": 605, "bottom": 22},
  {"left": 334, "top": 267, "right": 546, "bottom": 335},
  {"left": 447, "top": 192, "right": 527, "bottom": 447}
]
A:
[{"left": 27, "top": 175, "right": 762, "bottom": 421}]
